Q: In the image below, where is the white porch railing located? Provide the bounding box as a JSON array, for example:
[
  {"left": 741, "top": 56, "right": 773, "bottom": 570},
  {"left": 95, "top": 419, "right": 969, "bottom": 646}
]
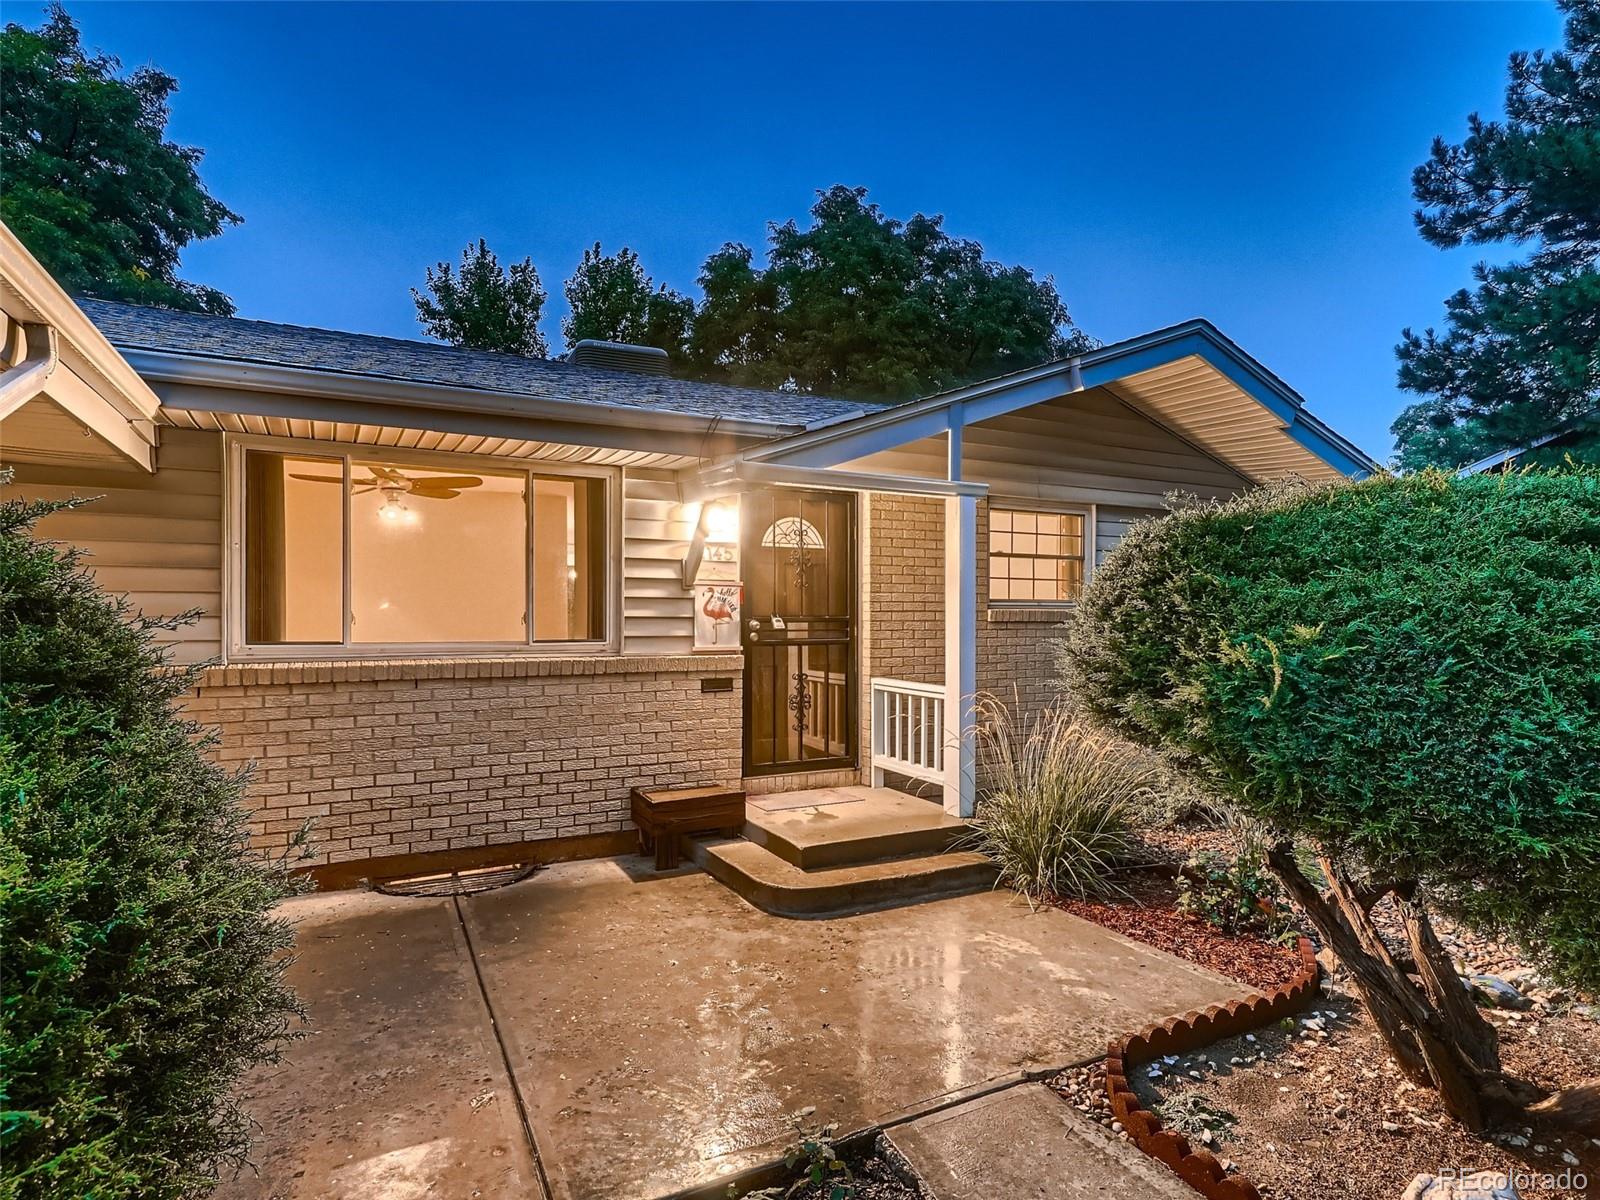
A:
[{"left": 870, "top": 677, "right": 945, "bottom": 787}]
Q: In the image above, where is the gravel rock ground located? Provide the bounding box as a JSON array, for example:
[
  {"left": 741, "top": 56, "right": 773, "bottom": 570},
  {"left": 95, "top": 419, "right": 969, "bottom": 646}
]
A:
[
  {"left": 1120, "top": 984, "right": 1600, "bottom": 1200},
  {"left": 1063, "top": 822, "right": 1600, "bottom": 1199},
  {"left": 1048, "top": 1062, "right": 1138, "bottom": 1146}
]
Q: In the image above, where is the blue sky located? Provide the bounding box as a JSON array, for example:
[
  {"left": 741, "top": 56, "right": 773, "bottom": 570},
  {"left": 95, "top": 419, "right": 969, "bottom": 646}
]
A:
[{"left": 62, "top": 1, "right": 1564, "bottom": 462}]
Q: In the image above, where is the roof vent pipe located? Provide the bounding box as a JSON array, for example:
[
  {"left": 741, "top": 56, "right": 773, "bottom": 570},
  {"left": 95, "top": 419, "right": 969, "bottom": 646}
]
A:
[{"left": 566, "top": 339, "right": 670, "bottom": 376}]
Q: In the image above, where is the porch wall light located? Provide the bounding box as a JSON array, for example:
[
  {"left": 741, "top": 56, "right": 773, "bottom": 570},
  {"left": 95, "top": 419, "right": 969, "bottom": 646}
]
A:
[{"left": 703, "top": 499, "right": 739, "bottom": 545}]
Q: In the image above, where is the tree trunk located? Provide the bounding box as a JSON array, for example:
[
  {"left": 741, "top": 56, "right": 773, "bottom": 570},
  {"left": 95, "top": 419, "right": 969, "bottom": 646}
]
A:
[
  {"left": 1395, "top": 895, "right": 1500, "bottom": 1073},
  {"left": 1257, "top": 840, "right": 1600, "bottom": 1136},
  {"left": 1264, "top": 843, "right": 1514, "bottom": 1130},
  {"left": 1265, "top": 844, "right": 1431, "bottom": 1087},
  {"left": 1262, "top": 841, "right": 1600, "bottom": 1134},
  {"left": 1529, "top": 1082, "right": 1600, "bottom": 1137}
]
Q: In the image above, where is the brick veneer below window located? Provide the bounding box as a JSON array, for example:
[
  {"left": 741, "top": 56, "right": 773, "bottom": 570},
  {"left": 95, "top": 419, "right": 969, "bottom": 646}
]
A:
[{"left": 182, "top": 654, "right": 743, "bottom": 866}]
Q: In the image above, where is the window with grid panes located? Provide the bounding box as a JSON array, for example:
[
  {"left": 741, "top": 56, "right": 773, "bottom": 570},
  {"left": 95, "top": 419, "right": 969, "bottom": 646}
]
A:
[{"left": 987, "top": 508, "right": 1086, "bottom": 603}]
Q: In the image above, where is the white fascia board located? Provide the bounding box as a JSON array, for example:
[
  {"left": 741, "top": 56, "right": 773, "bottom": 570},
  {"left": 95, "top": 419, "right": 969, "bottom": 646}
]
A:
[
  {"left": 123, "top": 350, "right": 794, "bottom": 444},
  {"left": 749, "top": 404, "right": 964, "bottom": 469},
  {"left": 0, "top": 322, "right": 58, "bottom": 418},
  {"left": 0, "top": 223, "right": 162, "bottom": 426},
  {"left": 45, "top": 364, "right": 156, "bottom": 471}
]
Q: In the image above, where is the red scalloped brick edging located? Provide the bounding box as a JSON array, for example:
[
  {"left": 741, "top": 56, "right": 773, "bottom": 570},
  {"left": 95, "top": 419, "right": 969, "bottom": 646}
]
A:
[{"left": 1103, "top": 935, "right": 1319, "bottom": 1200}]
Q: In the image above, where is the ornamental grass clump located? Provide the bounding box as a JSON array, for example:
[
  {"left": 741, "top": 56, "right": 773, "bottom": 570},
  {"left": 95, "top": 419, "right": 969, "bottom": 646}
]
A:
[
  {"left": 0, "top": 489, "right": 303, "bottom": 1199},
  {"left": 963, "top": 693, "right": 1158, "bottom": 903},
  {"left": 1061, "top": 469, "right": 1600, "bottom": 1133}
]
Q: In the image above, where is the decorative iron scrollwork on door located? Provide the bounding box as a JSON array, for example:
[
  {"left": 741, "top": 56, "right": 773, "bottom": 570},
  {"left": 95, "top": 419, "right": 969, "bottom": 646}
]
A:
[
  {"left": 787, "top": 670, "right": 813, "bottom": 736},
  {"left": 760, "top": 515, "right": 825, "bottom": 602}
]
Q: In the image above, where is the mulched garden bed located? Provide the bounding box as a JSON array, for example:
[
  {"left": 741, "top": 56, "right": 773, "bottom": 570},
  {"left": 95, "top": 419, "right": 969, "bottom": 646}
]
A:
[
  {"left": 1049, "top": 870, "right": 1303, "bottom": 992},
  {"left": 824, "top": 1151, "right": 924, "bottom": 1200}
]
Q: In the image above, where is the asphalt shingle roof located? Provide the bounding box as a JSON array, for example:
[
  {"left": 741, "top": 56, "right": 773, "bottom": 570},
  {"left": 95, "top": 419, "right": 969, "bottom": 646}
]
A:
[{"left": 78, "top": 299, "right": 884, "bottom": 429}]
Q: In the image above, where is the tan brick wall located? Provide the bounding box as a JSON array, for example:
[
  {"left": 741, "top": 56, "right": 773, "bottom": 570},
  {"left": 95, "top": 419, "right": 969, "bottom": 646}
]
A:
[
  {"left": 183, "top": 655, "right": 743, "bottom": 866},
  {"left": 863, "top": 494, "right": 1068, "bottom": 733},
  {"left": 865, "top": 494, "right": 945, "bottom": 686}
]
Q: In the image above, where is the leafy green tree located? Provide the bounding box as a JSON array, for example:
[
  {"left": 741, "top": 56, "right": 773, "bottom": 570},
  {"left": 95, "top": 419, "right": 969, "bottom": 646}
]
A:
[
  {"left": 686, "top": 242, "right": 782, "bottom": 382},
  {"left": 1, "top": 486, "right": 302, "bottom": 1198},
  {"left": 1393, "top": 0, "right": 1600, "bottom": 470},
  {"left": 1062, "top": 472, "right": 1600, "bottom": 1133},
  {"left": 561, "top": 242, "right": 694, "bottom": 355},
  {"left": 0, "top": 4, "right": 238, "bottom": 315},
  {"left": 685, "top": 185, "right": 1093, "bottom": 400},
  {"left": 412, "top": 239, "right": 549, "bottom": 357}
]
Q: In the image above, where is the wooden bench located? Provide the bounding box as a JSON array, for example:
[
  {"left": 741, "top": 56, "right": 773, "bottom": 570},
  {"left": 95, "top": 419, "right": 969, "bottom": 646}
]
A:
[{"left": 630, "top": 785, "right": 746, "bottom": 870}]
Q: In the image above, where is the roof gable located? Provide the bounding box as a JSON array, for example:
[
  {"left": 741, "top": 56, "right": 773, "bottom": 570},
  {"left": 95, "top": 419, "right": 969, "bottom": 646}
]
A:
[{"left": 729, "top": 319, "right": 1377, "bottom": 483}]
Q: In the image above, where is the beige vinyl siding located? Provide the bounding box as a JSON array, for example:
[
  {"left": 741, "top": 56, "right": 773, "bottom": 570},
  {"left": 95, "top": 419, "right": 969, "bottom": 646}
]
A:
[
  {"left": 3, "top": 427, "right": 224, "bottom": 664},
  {"left": 621, "top": 468, "right": 697, "bottom": 654},
  {"left": 1095, "top": 506, "right": 1158, "bottom": 566},
  {"left": 3, "top": 447, "right": 700, "bottom": 662},
  {"left": 843, "top": 386, "right": 1249, "bottom": 508}
]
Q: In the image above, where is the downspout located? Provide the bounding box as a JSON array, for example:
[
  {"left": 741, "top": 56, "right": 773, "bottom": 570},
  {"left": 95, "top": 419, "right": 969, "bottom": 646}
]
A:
[{"left": 0, "top": 321, "right": 60, "bottom": 420}]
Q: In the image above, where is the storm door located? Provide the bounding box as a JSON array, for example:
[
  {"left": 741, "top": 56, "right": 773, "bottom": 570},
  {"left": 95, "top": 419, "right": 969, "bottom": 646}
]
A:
[{"left": 741, "top": 489, "right": 856, "bottom": 776}]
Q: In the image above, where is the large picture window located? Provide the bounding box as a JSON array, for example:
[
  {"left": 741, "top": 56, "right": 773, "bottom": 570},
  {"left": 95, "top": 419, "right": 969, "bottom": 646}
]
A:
[
  {"left": 241, "top": 448, "right": 608, "bottom": 650},
  {"left": 988, "top": 507, "right": 1087, "bottom": 603}
]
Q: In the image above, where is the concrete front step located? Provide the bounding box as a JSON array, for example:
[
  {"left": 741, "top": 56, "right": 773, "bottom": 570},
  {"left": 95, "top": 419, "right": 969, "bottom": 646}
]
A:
[
  {"left": 744, "top": 786, "right": 972, "bottom": 869},
  {"left": 691, "top": 837, "right": 997, "bottom": 918}
]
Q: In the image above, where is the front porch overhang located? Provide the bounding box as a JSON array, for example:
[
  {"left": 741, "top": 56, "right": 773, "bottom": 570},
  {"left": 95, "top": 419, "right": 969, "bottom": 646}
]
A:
[
  {"left": 0, "top": 223, "right": 161, "bottom": 471},
  {"left": 680, "top": 321, "right": 1377, "bottom": 821},
  {"left": 695, "top": 319, "right": 1379, "bottom": 485},
  {"left": 680, "top": 449, "right": 985, "bottom": 819}
]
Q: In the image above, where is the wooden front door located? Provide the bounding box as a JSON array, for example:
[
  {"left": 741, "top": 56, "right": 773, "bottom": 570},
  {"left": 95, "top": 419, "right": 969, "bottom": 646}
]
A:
[{"left": 741, "top": 488, "right": 856, "bottom": 776}]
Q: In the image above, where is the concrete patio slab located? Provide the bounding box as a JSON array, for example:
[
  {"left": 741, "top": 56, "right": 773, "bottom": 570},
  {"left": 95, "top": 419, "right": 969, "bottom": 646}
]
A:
[
  {"left": 886, "top": 1084, "right": 1194, "bottom": 1199},
  {"left": 462, "top": 856, "right": 1242, "bottom": 1200},
  {"left": 216, "top": 889, "right": 540, "bottom": 1200}
]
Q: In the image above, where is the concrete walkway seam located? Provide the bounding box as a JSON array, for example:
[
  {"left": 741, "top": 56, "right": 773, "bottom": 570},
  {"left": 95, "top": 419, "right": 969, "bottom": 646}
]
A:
[
  {"left": 452, "top": 893, "right": 556, "bottom": 1200},
  {"left": 650, "top": 1054, "right": 1112, "bottom": 1200}
]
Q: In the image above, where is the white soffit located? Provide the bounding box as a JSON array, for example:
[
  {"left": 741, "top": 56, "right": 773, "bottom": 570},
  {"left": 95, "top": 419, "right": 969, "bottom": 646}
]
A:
[
  {"left": 1108, "top": 355, "right": 1345, "bottom": 483},
  {"left": 158, "top": 408, "right": 698, "bottom": 470}
]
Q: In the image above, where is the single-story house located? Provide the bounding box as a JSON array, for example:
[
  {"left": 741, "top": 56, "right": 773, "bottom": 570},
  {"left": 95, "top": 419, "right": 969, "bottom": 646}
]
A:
[{"left": 1, "top": 222, "right": 1377, "bottom": 886}]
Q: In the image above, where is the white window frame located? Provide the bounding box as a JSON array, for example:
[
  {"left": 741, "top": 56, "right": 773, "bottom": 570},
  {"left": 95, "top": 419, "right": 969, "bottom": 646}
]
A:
[
  {"left": 223, "top": 434, "right": 621, "bottom": 661},
  {"left": 985, "top": 499, "right": 1096, "bottom": 608}
]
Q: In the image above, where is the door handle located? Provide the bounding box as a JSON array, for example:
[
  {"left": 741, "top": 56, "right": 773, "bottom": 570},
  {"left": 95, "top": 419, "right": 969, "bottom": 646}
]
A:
[{"left": 749, "top": 619, "right": 760, "bottom": 631}]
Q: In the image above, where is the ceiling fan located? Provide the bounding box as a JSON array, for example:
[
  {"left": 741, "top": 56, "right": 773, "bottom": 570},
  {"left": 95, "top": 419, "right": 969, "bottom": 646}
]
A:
[{"left": 290, "top": 465, "right": 486, "bottom": 500}]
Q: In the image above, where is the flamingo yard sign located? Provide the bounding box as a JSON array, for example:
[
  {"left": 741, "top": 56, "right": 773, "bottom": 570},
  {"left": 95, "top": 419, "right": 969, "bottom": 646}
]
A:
[{"left": 695, "top": 583, "right": 742, "bottom": 651}]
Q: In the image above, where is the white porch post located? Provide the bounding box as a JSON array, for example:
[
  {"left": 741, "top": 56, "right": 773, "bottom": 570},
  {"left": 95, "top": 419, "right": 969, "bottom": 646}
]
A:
[{"left": 942, "top": 492, "right": 978, "bottom": 818}]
